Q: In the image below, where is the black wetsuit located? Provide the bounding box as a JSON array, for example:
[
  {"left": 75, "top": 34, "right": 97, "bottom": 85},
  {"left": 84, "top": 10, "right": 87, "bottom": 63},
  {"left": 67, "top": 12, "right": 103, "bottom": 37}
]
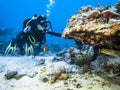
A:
[{"left": 13, "top": 15, "right": 61, "bottom": 55}]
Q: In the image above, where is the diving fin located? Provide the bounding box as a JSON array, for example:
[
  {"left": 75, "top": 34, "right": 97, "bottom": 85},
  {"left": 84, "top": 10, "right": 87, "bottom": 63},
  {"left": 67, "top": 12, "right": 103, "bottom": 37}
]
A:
[
  {"left": 25, "top": 43, "right": 34, "bottom": 55},
  {"left": 5, "top": 40, "right": 17, "bottom": 55}
]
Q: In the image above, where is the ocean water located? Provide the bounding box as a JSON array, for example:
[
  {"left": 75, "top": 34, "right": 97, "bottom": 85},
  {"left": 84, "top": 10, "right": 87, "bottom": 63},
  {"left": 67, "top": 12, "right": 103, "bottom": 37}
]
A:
[
  {"left": 0, "top": 1, "right": 120, "bottom": 90},
  {"left": 0, "top": 0, "right": 118, "bottom": 49}
]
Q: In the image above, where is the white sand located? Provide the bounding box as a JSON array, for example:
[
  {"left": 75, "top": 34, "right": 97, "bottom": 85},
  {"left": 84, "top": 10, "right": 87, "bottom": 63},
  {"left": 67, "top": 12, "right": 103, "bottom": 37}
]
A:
[{"left": 0, "top": 56, "right": 120, "bottom": 90}]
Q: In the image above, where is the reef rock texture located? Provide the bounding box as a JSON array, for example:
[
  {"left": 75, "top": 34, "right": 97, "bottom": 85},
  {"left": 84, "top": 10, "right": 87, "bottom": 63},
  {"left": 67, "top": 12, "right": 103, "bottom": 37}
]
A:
[
  {"left": 62, "top": 3, "right": 120, "bottom": 51},
  {"left": 90, "top": 55, "right": 120, "bottom": 84},
  {"left": 53, "top": 46, "right": 94, "bottom": 66}
]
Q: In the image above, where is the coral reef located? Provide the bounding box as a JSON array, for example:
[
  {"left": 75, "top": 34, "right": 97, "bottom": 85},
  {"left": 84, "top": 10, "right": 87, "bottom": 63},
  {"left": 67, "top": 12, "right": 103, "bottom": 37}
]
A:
[
  {"left": 60, "top": 1, "right": 120, "bottom": 85},
  {"left": 54, "top": 47, "right": 93, "bottom": 66},
  {"left": 62, "top": 3, "right": 120, "bottom": 51},
  {"left": 69, "top": 47, "right": 92, "bottom": 66}
]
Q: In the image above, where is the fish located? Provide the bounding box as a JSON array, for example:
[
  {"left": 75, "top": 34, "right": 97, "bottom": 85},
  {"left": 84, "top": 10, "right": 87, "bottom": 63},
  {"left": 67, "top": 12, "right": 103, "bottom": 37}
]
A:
[{"left": 100, "top": 48, "right": 119, "bottom": 57}]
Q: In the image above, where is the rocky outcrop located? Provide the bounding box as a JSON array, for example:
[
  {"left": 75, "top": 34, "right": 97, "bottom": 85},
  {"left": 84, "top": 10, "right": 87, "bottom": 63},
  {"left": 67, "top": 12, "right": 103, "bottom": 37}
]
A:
[
  {"left": 62, "top": 3, "right": 120, "bottom": 51},
  {"left": 90, "top": 55, "right": 120, "bottom": 84},
  {"left": 61, "top": 1, "right": 120, "bottom": 84},
  {"left": 53, "top": 47, "right": 94, "bottom": 65}
]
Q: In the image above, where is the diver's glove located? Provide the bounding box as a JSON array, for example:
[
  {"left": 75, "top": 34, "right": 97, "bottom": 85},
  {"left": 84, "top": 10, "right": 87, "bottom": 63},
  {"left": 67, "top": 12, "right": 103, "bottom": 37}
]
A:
[
  {"left": 25, "top": 43, "right": 34, "bottom": 55},
  {"left": 23, "top": 26, "right": 31, "bottom": 33},
  {"left": 5, "top": 39, "right": 17, "bottom": 55}
]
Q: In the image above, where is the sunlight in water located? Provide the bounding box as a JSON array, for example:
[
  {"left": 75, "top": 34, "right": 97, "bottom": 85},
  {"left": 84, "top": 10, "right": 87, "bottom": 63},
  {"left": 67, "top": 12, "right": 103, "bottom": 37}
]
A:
[{"left": 46, "top": 0, "right": 55, "bottom": 17}]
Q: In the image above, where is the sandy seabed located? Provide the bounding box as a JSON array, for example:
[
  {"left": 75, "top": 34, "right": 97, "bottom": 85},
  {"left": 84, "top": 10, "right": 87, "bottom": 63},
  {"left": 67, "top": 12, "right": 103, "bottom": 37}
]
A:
[{"left": 0, "top": 56, "right": 120, "bottom": 90}]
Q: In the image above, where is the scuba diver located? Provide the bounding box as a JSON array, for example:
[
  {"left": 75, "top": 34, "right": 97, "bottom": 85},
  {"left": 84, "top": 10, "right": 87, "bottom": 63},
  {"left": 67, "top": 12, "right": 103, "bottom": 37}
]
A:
[{"left": 5, "top": 14, "right": 61, "bottom": 56}]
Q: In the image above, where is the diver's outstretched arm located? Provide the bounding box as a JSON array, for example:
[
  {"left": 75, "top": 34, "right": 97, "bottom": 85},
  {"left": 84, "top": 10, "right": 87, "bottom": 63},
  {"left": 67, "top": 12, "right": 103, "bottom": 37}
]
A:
[{"left": 46, "top": 31, "right": 62, "bottom": 37}]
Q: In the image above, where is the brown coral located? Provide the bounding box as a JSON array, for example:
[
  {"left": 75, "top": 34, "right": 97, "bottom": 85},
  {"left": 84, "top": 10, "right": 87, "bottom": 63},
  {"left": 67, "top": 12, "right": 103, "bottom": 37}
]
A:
[
  {"left": 87, "top": 10, "right": 101, "bottom": 19},
  {"left": 62, "top": 3, "right": 120, "bottom": 51},
  {"left": 102, "top": 10, "right": 120, "bottom": 19}
]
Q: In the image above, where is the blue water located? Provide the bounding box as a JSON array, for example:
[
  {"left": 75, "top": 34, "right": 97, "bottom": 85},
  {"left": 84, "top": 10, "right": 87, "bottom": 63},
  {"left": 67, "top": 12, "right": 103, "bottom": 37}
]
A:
[{"left": 0, "top": 0, "right": 118, "bottom": 48}]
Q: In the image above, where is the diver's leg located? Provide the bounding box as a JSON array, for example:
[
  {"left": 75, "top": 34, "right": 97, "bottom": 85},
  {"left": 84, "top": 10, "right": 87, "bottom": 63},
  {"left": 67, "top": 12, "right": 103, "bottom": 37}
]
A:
[{"left": 16, "top": 31, "right": 26, "bottom": 55}]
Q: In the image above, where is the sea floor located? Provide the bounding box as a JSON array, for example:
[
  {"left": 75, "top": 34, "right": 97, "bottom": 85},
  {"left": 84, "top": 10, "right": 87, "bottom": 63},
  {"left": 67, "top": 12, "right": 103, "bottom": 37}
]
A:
[{"left": 0, "top": 56, "right": 120, "bottom": 90}]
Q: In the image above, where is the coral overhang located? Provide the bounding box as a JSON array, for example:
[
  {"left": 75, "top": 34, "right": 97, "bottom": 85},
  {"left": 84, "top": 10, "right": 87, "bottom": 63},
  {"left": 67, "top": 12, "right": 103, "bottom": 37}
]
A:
[{"left": 62, "top": 2, "right": 120, "bottom": 51}]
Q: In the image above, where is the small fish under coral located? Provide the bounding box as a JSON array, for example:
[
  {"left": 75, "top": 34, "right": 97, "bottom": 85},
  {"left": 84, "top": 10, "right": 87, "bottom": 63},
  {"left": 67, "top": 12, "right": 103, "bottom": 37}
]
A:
[{"left": 99, "top": 48, "right": 119, "bottom": 57}]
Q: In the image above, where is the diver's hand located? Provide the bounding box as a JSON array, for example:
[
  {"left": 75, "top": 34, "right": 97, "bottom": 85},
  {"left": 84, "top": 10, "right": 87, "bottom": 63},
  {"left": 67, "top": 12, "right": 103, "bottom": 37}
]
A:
[
  {"left": 23, "top": 26, "right": 31, "bottom": 33},
  {"left": 37, "top": 24, "right": 44, "bottom": 31}
]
